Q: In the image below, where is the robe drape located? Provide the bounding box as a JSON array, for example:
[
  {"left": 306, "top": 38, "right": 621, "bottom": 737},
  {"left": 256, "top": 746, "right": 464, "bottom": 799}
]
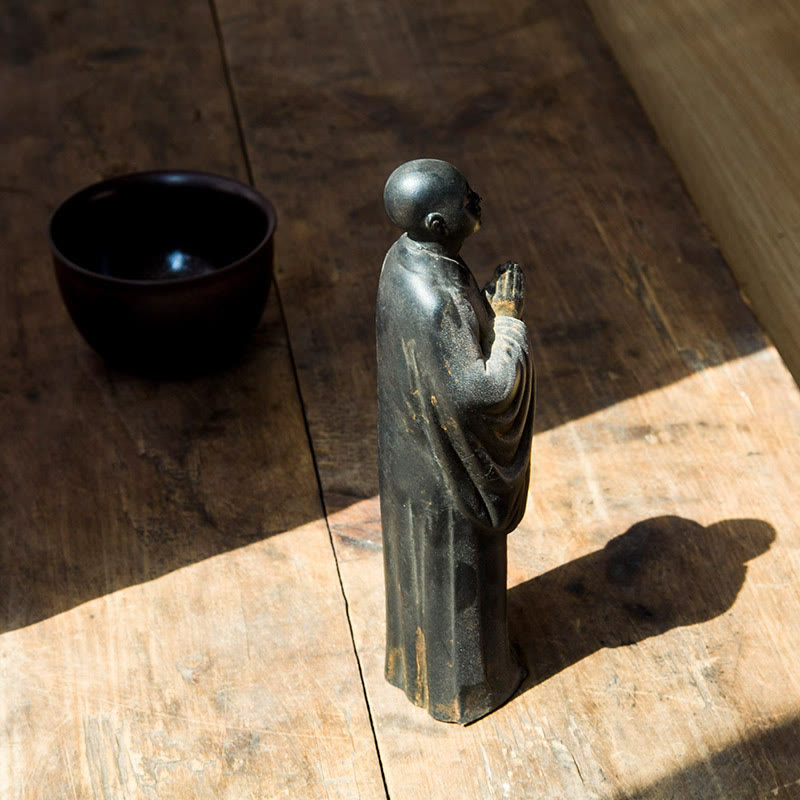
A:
[{"left": 376, "top": 234, "right": 534, "bottom": 724}]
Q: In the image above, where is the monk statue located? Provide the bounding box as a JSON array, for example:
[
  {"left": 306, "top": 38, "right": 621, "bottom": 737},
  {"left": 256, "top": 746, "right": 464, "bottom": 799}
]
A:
[{"left": 377, "top": 158, "right": 535, "bottom": 724}]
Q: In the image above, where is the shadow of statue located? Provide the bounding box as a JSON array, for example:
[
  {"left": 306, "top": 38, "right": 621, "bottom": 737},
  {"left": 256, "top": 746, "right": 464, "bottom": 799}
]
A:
[{"left": 508, "top": 516, "right": 776, "bottom": 688}]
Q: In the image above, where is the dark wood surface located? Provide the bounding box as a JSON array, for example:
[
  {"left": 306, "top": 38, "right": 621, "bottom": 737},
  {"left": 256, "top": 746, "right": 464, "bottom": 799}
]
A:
[
  {"left": 0, "top": 2, "right": 385, "bottom": 798},
  {"left": 3, "top": 0, "right": 800, "bottom": 797}
]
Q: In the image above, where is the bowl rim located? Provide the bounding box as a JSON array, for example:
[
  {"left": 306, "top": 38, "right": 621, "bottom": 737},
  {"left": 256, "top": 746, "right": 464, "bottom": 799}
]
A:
[{"left": 48, "top": 169, "right": 277, "bottom": 287}]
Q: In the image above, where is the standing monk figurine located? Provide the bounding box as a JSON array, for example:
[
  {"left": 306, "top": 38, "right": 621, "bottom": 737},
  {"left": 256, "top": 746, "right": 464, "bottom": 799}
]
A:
[{"left": 377, "top": 158, "right": 534, "bottom": 724}]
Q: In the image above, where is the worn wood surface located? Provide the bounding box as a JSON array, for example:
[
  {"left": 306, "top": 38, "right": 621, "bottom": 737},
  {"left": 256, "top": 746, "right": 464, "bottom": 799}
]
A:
[
  {"left": 585, "top": 0, "right": 800, "bottom": 387},
  {"left": 0, "top": 2, "right": 384, "bottom": 798},
  {"left": 3, "top": 0, "right": 800, "bottom": 798},
  {"left": 218, "top": 0, "right": 800, "bottom": 797}
]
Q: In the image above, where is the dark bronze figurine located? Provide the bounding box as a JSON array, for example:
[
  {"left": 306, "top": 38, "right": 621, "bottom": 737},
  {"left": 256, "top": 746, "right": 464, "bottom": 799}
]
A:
[{"left": 376, "top": 158, "right": 535, "bottom": 724}]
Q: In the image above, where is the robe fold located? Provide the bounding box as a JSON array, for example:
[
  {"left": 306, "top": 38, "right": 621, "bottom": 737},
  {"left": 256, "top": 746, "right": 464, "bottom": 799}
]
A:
[{"left": 377, "top": 234, "right": 534, "bottom": 724}]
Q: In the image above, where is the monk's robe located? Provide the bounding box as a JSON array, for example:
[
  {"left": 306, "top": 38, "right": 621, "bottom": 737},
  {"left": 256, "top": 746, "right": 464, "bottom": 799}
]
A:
[{"left": 376, "top": 233, "right": 534, "bottom": 724}]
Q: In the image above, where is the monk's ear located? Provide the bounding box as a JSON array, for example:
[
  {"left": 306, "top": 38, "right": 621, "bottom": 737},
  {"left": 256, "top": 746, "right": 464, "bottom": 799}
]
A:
[{"left": 424, "top": 212, "right": 447, "bottom": 238}]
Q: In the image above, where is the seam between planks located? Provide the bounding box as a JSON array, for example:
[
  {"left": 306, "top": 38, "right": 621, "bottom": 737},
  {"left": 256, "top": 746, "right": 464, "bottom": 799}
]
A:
[
  {"left": 206, "top": 1, "right": 391, "bottom": 795},
  {"left": 207, "top": 0, "right": 255, "bottom": 186}
]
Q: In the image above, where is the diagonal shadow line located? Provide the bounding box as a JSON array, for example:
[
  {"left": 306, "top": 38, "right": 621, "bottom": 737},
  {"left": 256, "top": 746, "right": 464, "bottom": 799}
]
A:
[
  {"left": 617, "top": 714, "right": 800, "bottom": 800},
  {"left": 508, "top": 515, "right": 776, "bottom": 692}
]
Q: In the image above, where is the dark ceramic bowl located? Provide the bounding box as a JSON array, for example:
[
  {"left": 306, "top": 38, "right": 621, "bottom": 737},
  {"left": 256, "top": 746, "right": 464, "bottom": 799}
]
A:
[{"left": 49, "top": 171, "right": 276, "bottom": 375}]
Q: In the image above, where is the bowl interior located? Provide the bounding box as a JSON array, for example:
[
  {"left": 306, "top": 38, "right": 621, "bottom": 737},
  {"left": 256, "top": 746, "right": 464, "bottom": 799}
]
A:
[{"left": 50, "top": 176, "right": 272, "bottom": 281}]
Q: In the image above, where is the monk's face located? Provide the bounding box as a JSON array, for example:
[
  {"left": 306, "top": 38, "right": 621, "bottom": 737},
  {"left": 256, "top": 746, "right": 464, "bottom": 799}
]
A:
[
  {"left": 462, "top": 184, "right": 482, "bottom": 232},
  {"left": 436, "top": 181, "right": 481, "bottom": 245}
]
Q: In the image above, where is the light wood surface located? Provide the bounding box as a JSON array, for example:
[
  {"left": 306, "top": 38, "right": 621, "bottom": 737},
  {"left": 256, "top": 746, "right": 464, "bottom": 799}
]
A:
[
  {"left": 585, "top": 0, "right": 800, "bottom": 386},
  {"left": 3, "top": 0, "right": 800, "bottom": 798}
]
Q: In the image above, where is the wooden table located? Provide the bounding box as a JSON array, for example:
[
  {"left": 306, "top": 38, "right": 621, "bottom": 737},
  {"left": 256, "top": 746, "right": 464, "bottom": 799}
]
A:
[{"left": 2, "top": 1, "right": 800, "bottom": 797}]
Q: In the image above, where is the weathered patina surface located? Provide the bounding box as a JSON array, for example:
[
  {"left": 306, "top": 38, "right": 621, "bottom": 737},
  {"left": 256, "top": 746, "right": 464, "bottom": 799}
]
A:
[{"left": 377, "top": 160, "right": 534, "bottom": 723}]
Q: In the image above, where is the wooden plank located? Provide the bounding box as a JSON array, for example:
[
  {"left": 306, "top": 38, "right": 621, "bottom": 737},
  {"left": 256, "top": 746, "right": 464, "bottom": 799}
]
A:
[
  {"left": 0, "top": 2, "right": 385, "bottom": 798},
  {"left": 585, "top": 0, "right": 800, "bottom": 385},
  {"left": 219, "top": 0, "right": 800, "bottom": 796}
]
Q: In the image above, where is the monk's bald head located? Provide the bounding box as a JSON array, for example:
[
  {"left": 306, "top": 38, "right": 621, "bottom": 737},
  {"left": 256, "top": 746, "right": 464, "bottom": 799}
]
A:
[{"left": 384, "top": 159, "right": 481, "bottom": 250}]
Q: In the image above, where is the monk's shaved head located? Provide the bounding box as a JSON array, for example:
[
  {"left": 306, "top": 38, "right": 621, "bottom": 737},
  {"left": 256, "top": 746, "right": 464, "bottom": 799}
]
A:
[
  {"left": 383, "top": 159, "right": 481, "bottom": 251},
  {"left": 384, "top": 159, "right": 466, "bottom": 229}
]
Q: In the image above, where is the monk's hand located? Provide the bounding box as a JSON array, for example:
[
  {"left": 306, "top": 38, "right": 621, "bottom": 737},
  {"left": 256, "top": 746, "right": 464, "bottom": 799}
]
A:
[{"left": 486, "top": 261, "right": 525, "bottom": 318}]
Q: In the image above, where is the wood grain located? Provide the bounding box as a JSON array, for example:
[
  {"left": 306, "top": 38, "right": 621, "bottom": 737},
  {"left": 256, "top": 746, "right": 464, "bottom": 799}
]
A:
[
  {"left": 218, "top": 0, "right": 800, "bottom": 796},
  {"left": 0, "top": 1, "right": 385, "bottom": 797},
  {"left": 585, "top": 0, "right": 800, "bottom": 385},
  {"left": 4, "top": 0, "right": 800, "bottom": 796}
]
